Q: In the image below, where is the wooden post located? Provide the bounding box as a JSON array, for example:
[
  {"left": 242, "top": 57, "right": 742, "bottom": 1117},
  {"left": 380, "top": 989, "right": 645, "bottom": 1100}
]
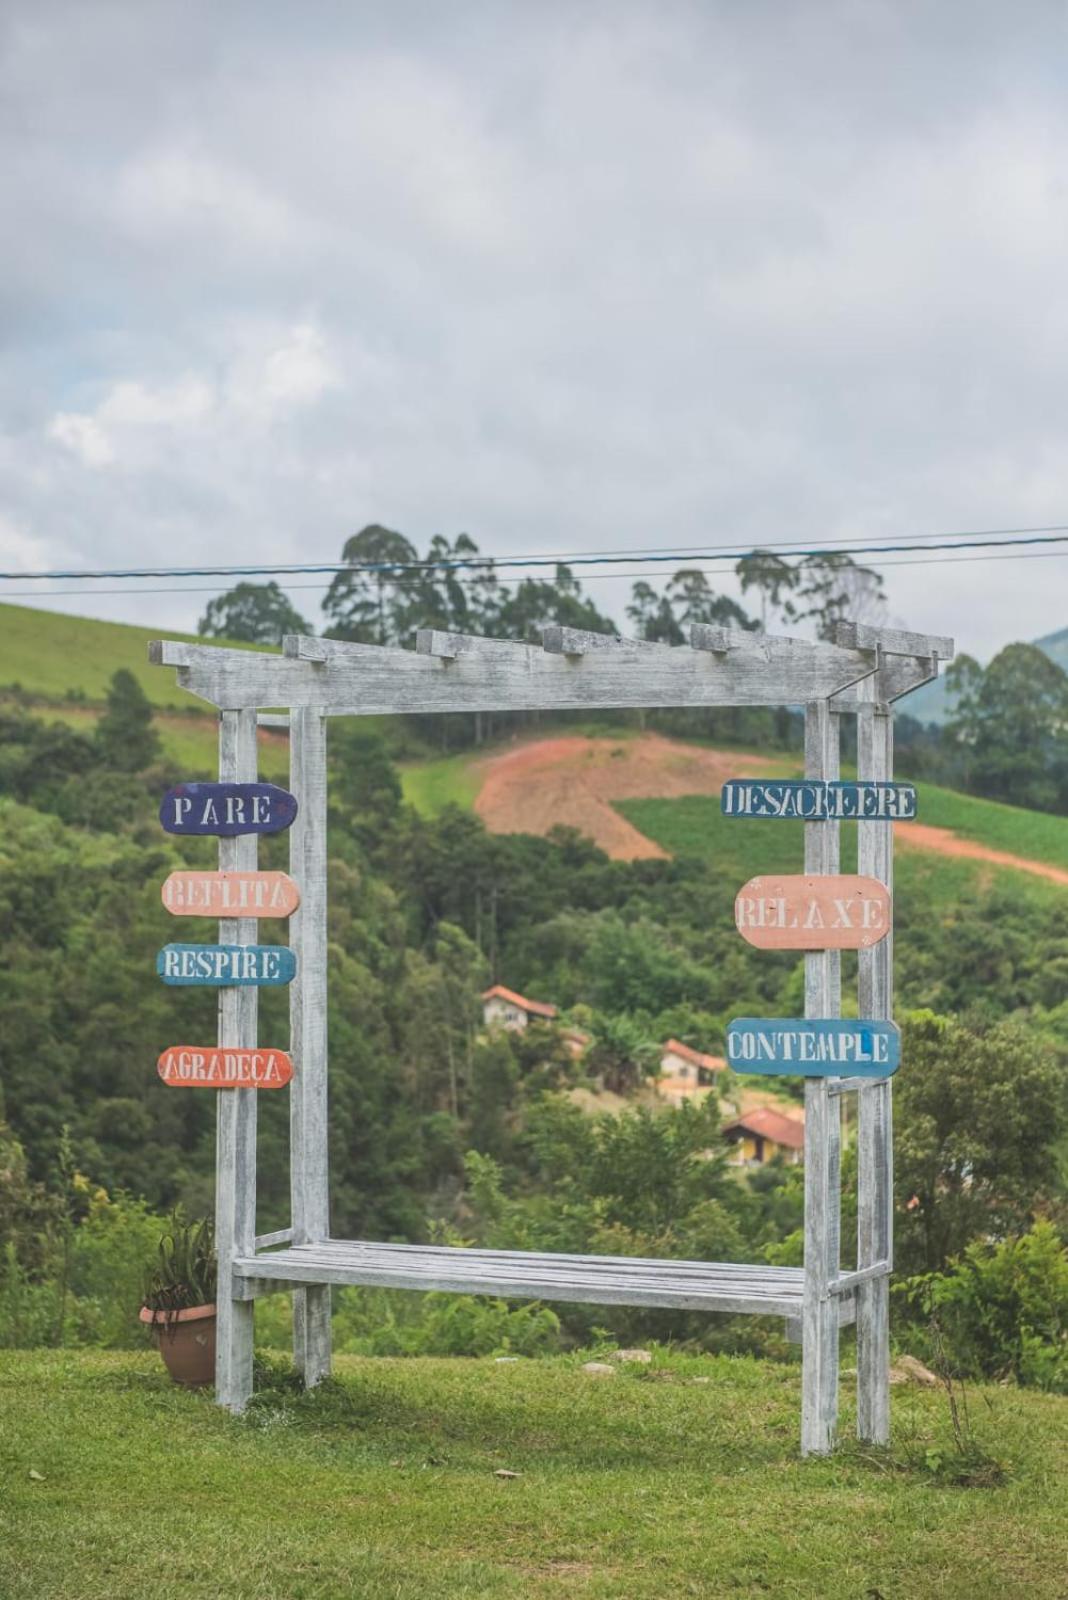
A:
[
  {"left": 856, "top": 682, "right": 894, "bottom": 1442},
  {"left": 801, "top": 699, "right": 842, "bottom": 1455},
  {"left": 214, "top": 708, "right": 259, "bottom": 1412},
  {"left": 289, "top": 705, "right": 332, "bottom": 1385}
]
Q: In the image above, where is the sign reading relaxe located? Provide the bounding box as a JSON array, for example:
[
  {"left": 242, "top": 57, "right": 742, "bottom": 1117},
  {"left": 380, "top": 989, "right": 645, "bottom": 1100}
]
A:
[
  {"left": 157, "top": 1046, "right": 294, "bottom": 1089},
  {"left": 161, "top": 871, "right": 301, "bottom": 918},
  {"left": 160, "top": 782, "right": 298, "bottom": 837},
  {"left": 726, "top": 1018, "right": 901, "bottom": 1076},
  {"left": 157, "top": 944, "right": 297, "bottom": 987},
  {"left": 721, "top": 780, "right": 917, "bottom": 821},
  {"left": 734, "top": 874, "right": 891, "bottom": 950}
]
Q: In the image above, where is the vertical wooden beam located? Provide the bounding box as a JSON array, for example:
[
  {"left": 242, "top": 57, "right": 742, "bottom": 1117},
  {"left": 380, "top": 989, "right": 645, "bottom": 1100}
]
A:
[
  {"left": 801, "top": 700, "right": 842, "bottom": 1456},
  {"left": 856, "top": 684, "right": 894, "bottom": 1443},
  {"left": 289, "top": 705, "right": 332, "bottom": 1386},
  {"left": 215, "top": 708, "right": 259, "bottom": 1412}
]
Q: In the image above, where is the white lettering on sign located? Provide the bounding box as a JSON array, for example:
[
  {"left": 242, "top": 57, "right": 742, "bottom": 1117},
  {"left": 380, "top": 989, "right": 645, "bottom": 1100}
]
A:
[
  {"left": 721, "top": 781, "right": 917, "bottom": 821},
  {"left": 157, "top": 1046, "right": 294, "bottom": 1088}
]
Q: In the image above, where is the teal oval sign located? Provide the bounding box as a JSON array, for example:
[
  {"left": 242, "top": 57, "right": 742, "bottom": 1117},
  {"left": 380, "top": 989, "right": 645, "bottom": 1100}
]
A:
[
  {"left": 726, "top": 1017, "right": 900, "bottom": 1076},
  {"left": 157, "top": 944, "right": 297, "bottom": 987}
]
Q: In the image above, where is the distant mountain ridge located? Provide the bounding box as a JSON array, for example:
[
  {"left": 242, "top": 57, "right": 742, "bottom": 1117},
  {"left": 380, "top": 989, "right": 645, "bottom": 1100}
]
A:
[{"left": 900, "top": 625, "right": 1068, "bottom": 725}]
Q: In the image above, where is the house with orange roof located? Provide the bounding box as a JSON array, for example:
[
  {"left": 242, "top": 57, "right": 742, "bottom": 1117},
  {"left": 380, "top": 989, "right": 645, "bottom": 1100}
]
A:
[
  {"left": 721, "top": 1105, "right": 805, "bottom": 1166},
  {"left": 481, "top": 984, "right": 558, "bottom": 1032},
  {"left": 657, "top": 1038, "right": 727, "bottom": 1103}
]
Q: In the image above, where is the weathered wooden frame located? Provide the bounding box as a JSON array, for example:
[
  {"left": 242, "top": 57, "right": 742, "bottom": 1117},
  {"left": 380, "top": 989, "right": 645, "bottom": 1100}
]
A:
[{"left": 150, "top": 619, "right": 951, "bottom": 1454}]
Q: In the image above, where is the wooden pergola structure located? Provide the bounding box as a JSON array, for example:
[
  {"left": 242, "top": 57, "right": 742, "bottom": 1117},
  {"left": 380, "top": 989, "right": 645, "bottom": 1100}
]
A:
[{"left": 150, "top": 617, "right": 951, "bottom": 1455}]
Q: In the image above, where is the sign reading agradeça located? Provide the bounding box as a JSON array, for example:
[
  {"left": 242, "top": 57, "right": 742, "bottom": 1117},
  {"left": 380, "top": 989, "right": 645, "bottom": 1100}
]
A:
[
  {"left": 721, "top": 780, "right": 917, "bottom": 821},
  {"left": 157, "top": 1045, "right": 294, "bottom": 1089},
  {"left": 157, "top": 944, "right": 297, "bottom": 987},
  {"left": 159, "top": 782, "right": 298, "bottom": 837},
  {"left": 734, "top": 874, "right": 891, "bottom": 950},
  {"left": 726, "top": 1017, "right": 900, "bottom": 1076}
]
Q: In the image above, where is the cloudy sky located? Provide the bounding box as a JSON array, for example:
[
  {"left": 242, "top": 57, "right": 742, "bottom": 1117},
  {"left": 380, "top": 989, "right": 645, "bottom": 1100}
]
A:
[{"left": 3, "top": 0, "right": 1068, "bottom": 657}]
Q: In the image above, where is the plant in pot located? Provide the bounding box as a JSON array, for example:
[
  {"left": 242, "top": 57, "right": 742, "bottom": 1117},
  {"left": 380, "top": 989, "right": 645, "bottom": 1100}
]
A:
[{"left": 140, "top": 1212, "right": 217, "bottom": 1388}]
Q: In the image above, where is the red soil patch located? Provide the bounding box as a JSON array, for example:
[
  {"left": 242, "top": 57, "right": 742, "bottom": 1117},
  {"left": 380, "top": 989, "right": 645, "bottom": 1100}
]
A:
[
  {"left": 473, "top": 734, "right": 1068, "bottom": 886},
  {"left": 473, "top": 735, "right": 774, "bottom": 860}
]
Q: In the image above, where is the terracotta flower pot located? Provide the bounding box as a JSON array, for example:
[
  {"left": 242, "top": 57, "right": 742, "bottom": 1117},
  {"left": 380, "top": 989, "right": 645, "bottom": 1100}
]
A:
[{"left": 140, "top": 1303, "right": 217, "bottom": 1388}]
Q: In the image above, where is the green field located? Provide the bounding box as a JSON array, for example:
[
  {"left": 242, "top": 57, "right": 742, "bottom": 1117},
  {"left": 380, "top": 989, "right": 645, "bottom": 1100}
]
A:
[
  {"left": 401, "top": 751, "right": 484, "bottom": 814},
  {"left": 619, "top": 793, "right": 1067, "bottom": 913},
  {"left": 0, "top": 601, "right": 264, "bottom": 709},
  {"left": 2, "top": 1350, "right": 1065, "bottom": 1599}
]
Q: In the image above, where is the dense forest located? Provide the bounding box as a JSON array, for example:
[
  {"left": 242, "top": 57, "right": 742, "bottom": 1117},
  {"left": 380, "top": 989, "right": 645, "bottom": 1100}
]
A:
[{"left": 1, "top": 541, "right": 1067, "bottom": 1386}]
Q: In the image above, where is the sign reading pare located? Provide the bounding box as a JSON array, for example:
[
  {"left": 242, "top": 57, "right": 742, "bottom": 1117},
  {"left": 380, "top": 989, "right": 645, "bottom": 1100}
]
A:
[
  {"left": 157, "top": 1046, "right": 294, "bottom": 1089},
  {"left": 159, "top": 782, "right": 297, "bottom": 837},
  {"left": 734, "top": 875, "right": 891, "bottom": 950}
]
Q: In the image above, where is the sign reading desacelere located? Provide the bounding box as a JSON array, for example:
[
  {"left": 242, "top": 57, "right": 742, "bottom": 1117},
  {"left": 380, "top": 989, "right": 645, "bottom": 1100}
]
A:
[{"left": 721, "top": 780, "right": 917, "bottom": 821}]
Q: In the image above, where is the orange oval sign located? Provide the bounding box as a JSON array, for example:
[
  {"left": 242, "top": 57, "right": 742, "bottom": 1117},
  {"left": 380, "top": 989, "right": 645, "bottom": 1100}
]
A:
[
  {"left": 161, "top": 871, "right": 301, "bottom": 918},
  {"left": 157, "top": 1046, "right": 294, "bottom": 1089},
  {"left": 734, "top": 875, "right": 891, "bottom": 950}
]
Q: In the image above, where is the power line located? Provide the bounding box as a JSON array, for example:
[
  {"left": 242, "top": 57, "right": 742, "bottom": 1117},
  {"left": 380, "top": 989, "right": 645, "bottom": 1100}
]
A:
[
  {"left": 5, "top": 525, "right": 1068, "bottom": 584},
  {"left": 3, "top": 543, "right": 1067, "bottom": 602}
]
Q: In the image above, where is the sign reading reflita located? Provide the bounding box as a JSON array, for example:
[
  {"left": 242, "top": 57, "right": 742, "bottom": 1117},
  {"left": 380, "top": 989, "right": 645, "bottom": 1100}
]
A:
[
  {"left": 721, "top": 780, "right": 917, "bottom": 821},
  {"left": 157, "top": 1046, "right": 294, "bottom": 1089},
  {"left": 734, "top": 875, "right": 891, "bottom": 950},
  {"left": 159, "top": 782, "right": 298, "bottom": 837},
  {"left": 726, "top": 1017, "right": 901, "bottom": 1077},
  {"left": 161, "top": 871, "right": 301, "bottom": 918},
  {"left": 157, "top": 944, "right": 297, "bottom": 987}
]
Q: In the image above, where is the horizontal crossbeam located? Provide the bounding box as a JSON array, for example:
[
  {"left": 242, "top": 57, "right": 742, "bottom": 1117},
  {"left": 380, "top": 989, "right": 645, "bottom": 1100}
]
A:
[
  {"left": 150, "top": 630, "right": 882, "bottom": 713},
  {"left": 231, "top": 1239, "right": 852, "bottom": 1318}
]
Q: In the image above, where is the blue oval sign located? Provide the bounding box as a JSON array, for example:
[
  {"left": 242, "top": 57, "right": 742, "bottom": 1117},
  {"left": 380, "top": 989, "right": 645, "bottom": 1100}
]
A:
[
  {"left": 157, "top": 943, "right": 297, "bottom": 987},
  {"left": 726, "top": 1017, "right": 900, "bottom": 1076},
  {"left": 721, "top": 780, "right": 916, "bottom": 821},
  {"left": 159, "top": 782, "right": 298, "bottom": 836}
]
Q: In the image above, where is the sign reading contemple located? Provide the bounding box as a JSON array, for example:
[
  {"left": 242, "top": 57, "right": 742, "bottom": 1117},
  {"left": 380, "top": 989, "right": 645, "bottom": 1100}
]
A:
[
  {"left": 721, "top": 780, "right": 917, "bottom": 821},
  {"left": 726, "top": 1018, "right": 901, "bottom": 1076},
  {"left": 161, "top": 871, "right": 301, "bottom": 918},
  {"left": 157, "top": 1046, "right": 294, "bottom": 1089},
  {"left": 734, "top": 875, "right": 891, "bottom": 951},
  {"left": 157, "top": 944, "right": 297, "bottom": 987},
  {"left": 160, "top": 782, "right": 298, "bottom": 837}
]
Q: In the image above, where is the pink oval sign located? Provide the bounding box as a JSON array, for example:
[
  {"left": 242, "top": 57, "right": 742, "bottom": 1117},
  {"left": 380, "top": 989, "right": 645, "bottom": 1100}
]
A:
[
  {"left": 161, "top": 871, "right": 301, "bottom": 918},
  {"left": 734, "top": 875, "right": 891, "bottom": 950},
  {"left": 157, "top": 1046, "right": 294, "bottom": 1089}
]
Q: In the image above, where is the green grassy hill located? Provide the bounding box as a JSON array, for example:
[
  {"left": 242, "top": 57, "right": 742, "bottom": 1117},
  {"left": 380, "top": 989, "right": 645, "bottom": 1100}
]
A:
[
  {"left": 0, "top": 602, "right": 292, "bottom": 775},
  {"left": 0, "top": 601, "right": 257, "bottom": 709},
  {"left": 3, "top": 1349, "right": 1065, "bottom": 1599}
]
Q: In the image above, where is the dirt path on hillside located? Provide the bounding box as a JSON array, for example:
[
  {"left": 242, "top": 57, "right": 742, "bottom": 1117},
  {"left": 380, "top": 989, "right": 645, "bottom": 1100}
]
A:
[
  {"left": 473, "top": 735, "right": 775, "bottom": 860},
  {"left": 473, "top": 734, "right": 1068, "bottom": 885},
  {"left": 897, "top": 823, "right": 1068, "bottom": 886}
]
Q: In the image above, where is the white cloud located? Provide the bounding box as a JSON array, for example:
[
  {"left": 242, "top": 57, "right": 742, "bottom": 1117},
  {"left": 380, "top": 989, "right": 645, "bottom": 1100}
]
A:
[
  {"left": 4, "top": 2, "right": 1068, "bottom": 650},
  {"left": 48, "top": 413, "right": 115, "bottom": 468}
]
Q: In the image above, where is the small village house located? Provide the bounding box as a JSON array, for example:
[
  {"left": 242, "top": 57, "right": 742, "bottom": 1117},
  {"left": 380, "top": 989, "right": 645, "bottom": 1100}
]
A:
[
  {"left": 481, "top": 984, "right": 558, "bottom": 1032},
  {"left": 721, "top": 1106, "right": 804, "bottom": 1166},
  {"left": 657, "top": 1038, "right": 727, "bottom": 1103}
]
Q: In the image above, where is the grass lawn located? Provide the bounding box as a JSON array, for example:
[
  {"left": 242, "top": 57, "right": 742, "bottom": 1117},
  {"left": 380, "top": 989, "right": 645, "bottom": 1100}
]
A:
[
  {"left": 0, "top": 601, "right": 267, "bottom": 710},
  {"left": 1, "top": 1350, "right": 1065, "bottom": 1599},
  {"left": 619, "top": 792, "right": 1068, "bottom": 901},
  {"left": 401, "top": 751, "right": 484, "bottom": 816}
]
